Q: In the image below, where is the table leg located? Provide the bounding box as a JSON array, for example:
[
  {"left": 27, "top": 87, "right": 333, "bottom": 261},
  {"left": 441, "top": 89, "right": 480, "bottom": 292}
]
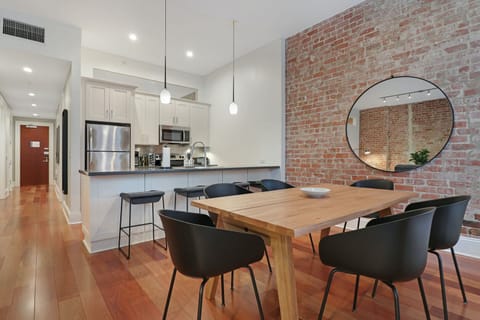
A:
[
  {"left": 271, "top": 234, "right": 299, "bottom": 319},
  {"left": 378, "top": 207, "right": 392, "bottom": 217},
  {"left": 320, "top": 227, "right": 330, "bottom": 239},
  {"left": 205, "top": 275, "right": 219, "bottom": 300}
]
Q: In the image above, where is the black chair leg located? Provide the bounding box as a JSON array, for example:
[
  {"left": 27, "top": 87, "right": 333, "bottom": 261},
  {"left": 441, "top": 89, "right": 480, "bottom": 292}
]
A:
[
  {"left": 221, "top": 274, "right": 225, "bottom": 306},
  {"left": 352, "top": 274, "right": 360, "bottom": 311},
  {"left": 174, "top": 193, "right": 177, "bottom": 210},
  {"left": 264, "top": 247, "right": 272, "bottom": 273},
  {"left": 127, "top": 202, "right": 132, "bottom": 259},
  {"left": 342, "top": 221, "right": 347, "bottom": 232},
  {"left": 356, "top": 217, "right": 361, "bottom": 229},
  {"left": 383, "top": 281, "right": 400, "bottom": 320},
  {"left": 231, "top": 271, "right": 234, "bottom": 290},
  {"left": 309, "top": 233, "right": 316, "bottom": 254},
  {"left": 151, "top": 203, "right": 155, "bottom": 242},
  {"left": 118, "top": 198, "right": 123, "bottom": 250},
  {"left": 430, "top": 250, "right": 449, "bottom": 320},
  {"left": 198, "top": 278, "right": 208, "bottom": 320},
  {"left": 451, "top": 247, "right": 467, "bottom": 303},
  {"left": 247, "top": 266, "right": 265, "bottom": 320},
  {"left": 163, "top": 268, "right": 177, "bottom": 320},
  {"left": 418, "top": 277, "right": 431, "bottom": 320},
  {"left": 318, "top": 268, "right": 337, "bottom": 320},
  {"left": 372, "top": 279, "right": 379, "bottom": 298}
]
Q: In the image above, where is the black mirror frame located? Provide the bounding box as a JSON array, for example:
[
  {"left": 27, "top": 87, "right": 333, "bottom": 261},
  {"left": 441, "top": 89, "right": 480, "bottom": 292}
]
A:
[{"left": 345, "top": 75, "right": 455, "bottom": 173}]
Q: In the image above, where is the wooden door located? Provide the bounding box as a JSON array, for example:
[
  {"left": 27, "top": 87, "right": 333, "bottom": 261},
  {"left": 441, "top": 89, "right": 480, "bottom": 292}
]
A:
[{"left": 20, "top": 125, "right": 49, "bottom": 186}]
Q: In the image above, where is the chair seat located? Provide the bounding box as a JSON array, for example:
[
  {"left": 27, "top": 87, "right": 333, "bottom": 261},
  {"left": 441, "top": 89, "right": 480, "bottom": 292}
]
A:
[
  {"left": 120, "top": 190, "right": 165, "bottom": 204},
  {"left": 174, "top": 185, "right": 205, "bottom": 198}
]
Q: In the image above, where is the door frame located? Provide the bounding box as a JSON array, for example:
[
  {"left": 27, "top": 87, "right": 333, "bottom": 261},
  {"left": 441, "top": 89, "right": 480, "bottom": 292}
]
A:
[{"left": 15, "top": 120, "right": 54, "bottom": 187}]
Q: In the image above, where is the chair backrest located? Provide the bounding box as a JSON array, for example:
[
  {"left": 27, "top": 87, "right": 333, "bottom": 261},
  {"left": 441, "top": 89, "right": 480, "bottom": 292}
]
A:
[
  {"left": 405, "top": 195, "right": 471, "bottom": 250},
  {"left": 203, "top": 183, "right": 252, "bottom": 224},
  {"left": 204, "top": 183, "right": 252, "bottom": 198},
  {"left": 320, "top": 207, "right": 435, "bottom": 283},
  {"left": 350, "top": 179, "right": 394, "bottom": 190},
  {"left": 260, "top": 179, "right": 294, "bottom": 191},
  {"left": 159, "top": 209, "right": 264, "bottom": 279},
  {"left": 365, "top": 207, "right": 435, "bottom": 282}
]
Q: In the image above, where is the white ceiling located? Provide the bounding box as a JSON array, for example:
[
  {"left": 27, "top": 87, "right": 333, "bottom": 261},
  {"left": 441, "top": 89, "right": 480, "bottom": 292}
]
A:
[
  {"left": 0, "top": 48, "right": 71, "bottom": 119},
  {"left": 1, "top": 0, "right": 364, "bottom": 119}
]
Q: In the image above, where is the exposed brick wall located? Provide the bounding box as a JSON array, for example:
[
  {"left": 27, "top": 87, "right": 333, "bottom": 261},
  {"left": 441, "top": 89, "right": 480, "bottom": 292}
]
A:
[
  {"left": 359, "top": 99, "right": 452, "bottom": 171},
  {"left": 285, "top": 0, "right": 480, "bottom": 237}
]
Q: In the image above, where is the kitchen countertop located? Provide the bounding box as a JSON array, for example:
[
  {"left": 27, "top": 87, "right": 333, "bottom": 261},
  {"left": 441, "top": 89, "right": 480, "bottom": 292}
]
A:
[{"left": 79, "top": 165, "right": 280, "bottom": 176}]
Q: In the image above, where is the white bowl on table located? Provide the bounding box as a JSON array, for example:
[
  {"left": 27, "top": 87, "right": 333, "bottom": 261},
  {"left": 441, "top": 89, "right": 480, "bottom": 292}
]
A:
[{"left": 300, "top": 187, "right": 331, "bottom": 198}]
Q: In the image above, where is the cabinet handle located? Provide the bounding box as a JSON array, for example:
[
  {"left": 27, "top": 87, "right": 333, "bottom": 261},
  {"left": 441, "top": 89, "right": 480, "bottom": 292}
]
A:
[
  {"left": 110, "top": 109, "right": 113, "bottom": 119},
  {"left": 105, "top": 109, "right": 109, "bottom": 119}
]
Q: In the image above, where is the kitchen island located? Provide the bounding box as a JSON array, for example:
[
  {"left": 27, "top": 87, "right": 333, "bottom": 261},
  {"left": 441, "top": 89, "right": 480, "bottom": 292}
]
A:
[{"left": 79, "top": 165, "right": 280, "bottom": 253}]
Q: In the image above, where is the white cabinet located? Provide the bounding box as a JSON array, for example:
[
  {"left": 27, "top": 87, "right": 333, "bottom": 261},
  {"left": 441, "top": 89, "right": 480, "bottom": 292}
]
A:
[
  {"left": 134, "top": 93, "right": 160, "bottom": 145},
  {"left": 160, "top": 100, "right": 190, "bottom": 127},
  {"left": 190, "top": 103, "right": 210, "bottom": 145},
  {"left": 84, "top": 79, "right": 134, "bottom": 123}
]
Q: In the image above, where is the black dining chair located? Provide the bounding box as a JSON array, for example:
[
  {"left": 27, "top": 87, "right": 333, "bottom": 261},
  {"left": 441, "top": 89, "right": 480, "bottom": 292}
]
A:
[
  {"left": 159, "top": 209, "right": 265, "bottom": 320},
  {"left": 203, "top": 183, "right": 272, "bottom": 290},
  {"left": 260, "top": 179, "right": 317, "bottom": 254},
  {"left": 396, "top": 195, "right": 470, "bottom": 320},
  {"left": 342, "top": 179, "right": 394, "bottom": 232},
  {"left": 318, "top": 207, "right": 436, "bottom": 320}
]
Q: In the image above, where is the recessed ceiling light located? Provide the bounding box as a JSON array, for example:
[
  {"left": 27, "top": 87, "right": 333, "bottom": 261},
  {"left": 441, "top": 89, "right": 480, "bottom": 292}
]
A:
[
  {"left": 32, "top": 103, "right": 37, "bottom": 107},
  {"left": 28, "top": 92, "right": 35, "bottom": 97},
  {"left": 128, "top": 33, "right": 137, "bottom": 41},
  {"left": 32, "top": 113, "right": 39, "bottom": 117},
  {"left": 23, "top": 66, "right": 33, "bottom": 73},
  {"left": 186, "top": 50, "right": 194, "bottom": 58}
]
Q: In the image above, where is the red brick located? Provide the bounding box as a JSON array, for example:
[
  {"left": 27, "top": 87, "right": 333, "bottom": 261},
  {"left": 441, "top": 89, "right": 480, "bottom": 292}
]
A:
[{"left": 285, "top": 0, "right": 479, "bottom": 237}]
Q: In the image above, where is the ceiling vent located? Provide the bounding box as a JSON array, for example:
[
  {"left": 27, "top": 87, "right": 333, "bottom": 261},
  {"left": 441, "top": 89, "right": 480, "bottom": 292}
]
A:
[{"left": 2, "top": 18, "right": 45, "bottom": 43}]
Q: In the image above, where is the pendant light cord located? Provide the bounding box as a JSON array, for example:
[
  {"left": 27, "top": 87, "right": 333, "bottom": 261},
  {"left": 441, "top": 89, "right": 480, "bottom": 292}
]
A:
[
  {"left": 232, "top": 20, "right": 235, "bottom": 102},
  {"left": 164, "top": 0, "right": 167, "bottom": 89}
]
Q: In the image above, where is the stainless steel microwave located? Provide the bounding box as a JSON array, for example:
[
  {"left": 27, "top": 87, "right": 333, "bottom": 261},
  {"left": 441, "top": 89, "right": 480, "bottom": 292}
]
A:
[{"left": 159, "top": 125, "right": 190, "bottom": 144}]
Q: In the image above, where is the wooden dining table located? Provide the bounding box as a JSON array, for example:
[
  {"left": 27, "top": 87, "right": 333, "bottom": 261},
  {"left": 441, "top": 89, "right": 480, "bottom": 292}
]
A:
[{"left": 191, "top": 183, "right": 416, "bottom": 319}]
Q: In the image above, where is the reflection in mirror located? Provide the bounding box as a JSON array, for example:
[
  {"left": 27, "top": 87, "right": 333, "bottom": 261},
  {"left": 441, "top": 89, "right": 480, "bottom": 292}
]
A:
[{"left": 346, "top": 76, "right": 454, "bottom": 172}]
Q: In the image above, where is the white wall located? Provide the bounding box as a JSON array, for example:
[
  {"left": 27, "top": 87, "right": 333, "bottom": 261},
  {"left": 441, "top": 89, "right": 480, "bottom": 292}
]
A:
[
  {"left": 0, "top": 94, "right": 12, "bottom": 199},
  {"left": 81, "top": 48, "right": 206, "bottom": 100},
  {"left": 0, "top": 9, "right": 82, "bottom": 223},
  {"left": 204, "top": 39, "right": 283, "bottom": 167}
]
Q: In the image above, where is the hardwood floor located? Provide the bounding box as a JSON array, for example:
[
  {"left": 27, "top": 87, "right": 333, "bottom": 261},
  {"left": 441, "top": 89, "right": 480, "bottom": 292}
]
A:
[{"left": 0, "top": 185, "right": 479, "bottom": 319}]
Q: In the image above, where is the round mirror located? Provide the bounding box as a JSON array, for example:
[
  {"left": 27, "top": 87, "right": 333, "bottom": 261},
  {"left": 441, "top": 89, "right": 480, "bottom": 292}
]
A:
[{"left": 346, "top": 76, "right": 454, "bottom": 172}]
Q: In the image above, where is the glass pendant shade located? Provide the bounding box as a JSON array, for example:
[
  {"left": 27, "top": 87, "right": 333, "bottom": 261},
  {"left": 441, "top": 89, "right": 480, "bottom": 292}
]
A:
[
  {"left": 160, "top": 88, "right": 171, "bottom": 104},
  {"left": 229, "top": 101, "right": 238, "bottom": 115}
]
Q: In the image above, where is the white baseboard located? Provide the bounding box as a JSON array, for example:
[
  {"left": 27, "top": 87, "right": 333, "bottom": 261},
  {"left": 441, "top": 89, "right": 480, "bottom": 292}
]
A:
[
  {"left": 82, "top": 229, "right": 166, "bottom": 254},
  {"left": 339, "top": 218, "right": 480, "bottom": 259}
]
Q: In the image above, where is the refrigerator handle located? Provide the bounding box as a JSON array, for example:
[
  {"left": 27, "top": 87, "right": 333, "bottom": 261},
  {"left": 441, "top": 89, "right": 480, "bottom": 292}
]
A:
[{"left": 89, "top": 127, "right": 93, "bottom": 150}]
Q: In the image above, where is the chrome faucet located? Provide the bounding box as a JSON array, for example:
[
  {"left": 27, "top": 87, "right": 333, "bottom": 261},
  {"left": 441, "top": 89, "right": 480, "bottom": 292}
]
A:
[{"left": 191, "top": 141, "right": 207, "bottom": 167}]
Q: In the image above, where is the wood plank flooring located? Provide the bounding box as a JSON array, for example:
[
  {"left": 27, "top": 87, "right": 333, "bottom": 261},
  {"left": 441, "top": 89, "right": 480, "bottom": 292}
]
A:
[{"left": 0, "top": 185, "right": 479, "bottom": 319}]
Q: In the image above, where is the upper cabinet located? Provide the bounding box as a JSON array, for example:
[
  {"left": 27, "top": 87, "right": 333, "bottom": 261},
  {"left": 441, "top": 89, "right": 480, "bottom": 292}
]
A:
[
  {"left": 134, "top": 93, "right": 160, "bottom": 145},
  {"left": 190, "top": 103, "right": 210, "bottom": 145},
  {"left": 84, "top": 79, "right": 135, "bottom": 123},
  {"left": 160, "top": 100, "right": 190, "bottom": 127}
]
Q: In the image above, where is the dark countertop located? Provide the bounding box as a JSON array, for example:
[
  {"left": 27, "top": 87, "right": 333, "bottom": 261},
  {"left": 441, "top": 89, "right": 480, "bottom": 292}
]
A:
[{"left": 79, "top": 165, "right": 280, "bottom": 176}]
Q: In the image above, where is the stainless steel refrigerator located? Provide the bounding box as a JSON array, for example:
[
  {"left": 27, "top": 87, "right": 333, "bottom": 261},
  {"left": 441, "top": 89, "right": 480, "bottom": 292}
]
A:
[{"left": 85, "top": 121, "right": 131, "bottom": 172}]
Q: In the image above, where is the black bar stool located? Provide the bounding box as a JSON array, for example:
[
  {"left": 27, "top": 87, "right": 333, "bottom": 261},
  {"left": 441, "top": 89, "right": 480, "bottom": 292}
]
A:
[
  {"left": 173, "top": 185, "right": 205, "bottom": 212},
  {"left": 118, "top": 190, "right": 166, "bottom": 259}
]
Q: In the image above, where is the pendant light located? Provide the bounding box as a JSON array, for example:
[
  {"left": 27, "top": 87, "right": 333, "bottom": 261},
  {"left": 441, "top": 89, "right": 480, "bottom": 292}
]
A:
[
  {"left": 160, "top": 0, "right": 171, "bottom": 104},
  {"left": 229, "top": 20, "right": 238, "bottom": 115}
]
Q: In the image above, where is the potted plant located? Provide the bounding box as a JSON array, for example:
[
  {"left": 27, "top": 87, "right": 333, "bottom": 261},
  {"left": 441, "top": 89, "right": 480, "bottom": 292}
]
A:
[{"left": 409, "top": 149, "right": 430, "bottom": 165}]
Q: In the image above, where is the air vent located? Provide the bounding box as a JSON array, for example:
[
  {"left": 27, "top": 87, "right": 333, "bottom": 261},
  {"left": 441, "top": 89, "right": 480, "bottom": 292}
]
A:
[{"left": 2, "top": 18, "right": 45, "bottom": 43}]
